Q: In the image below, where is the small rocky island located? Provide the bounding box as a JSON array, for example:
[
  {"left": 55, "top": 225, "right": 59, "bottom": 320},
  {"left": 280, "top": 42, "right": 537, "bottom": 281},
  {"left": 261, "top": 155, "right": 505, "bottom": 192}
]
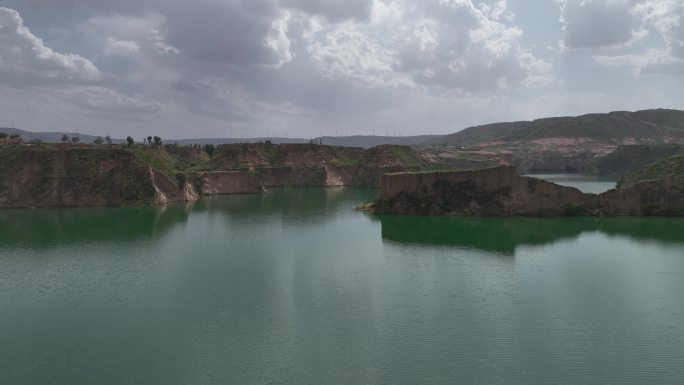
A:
[{"left": 368, "top": 164, "right": 684, "bottom": 216}]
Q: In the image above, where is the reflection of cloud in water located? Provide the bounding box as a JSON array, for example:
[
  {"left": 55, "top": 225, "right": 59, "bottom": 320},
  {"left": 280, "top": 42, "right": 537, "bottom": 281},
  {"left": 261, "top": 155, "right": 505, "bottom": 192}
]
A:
[{"left": 375, "top": 215, "right": 684, "bottom": 255}]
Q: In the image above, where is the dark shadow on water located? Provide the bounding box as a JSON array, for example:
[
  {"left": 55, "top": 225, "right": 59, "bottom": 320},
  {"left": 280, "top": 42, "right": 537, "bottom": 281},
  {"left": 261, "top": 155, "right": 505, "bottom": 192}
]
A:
[
  {"left": 0, "top": 203, "right": 195, "bottom": 247},
  {"left": 375, "top": 215, "right": 684, "bottom": 255},
  {"left": 193, "top": 188, "right": 377, "bottom": 223}
]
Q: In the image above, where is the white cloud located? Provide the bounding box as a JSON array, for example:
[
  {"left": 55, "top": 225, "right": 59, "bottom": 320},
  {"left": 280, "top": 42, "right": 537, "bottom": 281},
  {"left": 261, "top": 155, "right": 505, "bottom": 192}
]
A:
[
  {"left": 0, "top": 7, "right": 100, "bottom": 84},
  {"left": 591, "top": 0, "right": 684, "bottom": 73},
  {"left": 147, "top": 29, "right": 179, "bottom": 54},
  {"left": 264, "top": 11, "right": 293, "bottom": 68},
  {"left": 104, "top": 37, "right": 140, "bottom": 56},
  {"left": 303, "top": 0, "right": 552, "bottom": 92}
]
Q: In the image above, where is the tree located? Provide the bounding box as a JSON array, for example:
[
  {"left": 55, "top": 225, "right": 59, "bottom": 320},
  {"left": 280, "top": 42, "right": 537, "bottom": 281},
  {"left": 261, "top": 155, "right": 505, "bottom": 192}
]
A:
[
  {"left": 147, "top": 136, "right": 153, "bottom": 145},
  {"left": 93, "top": 136, "right": 103, "bottom": 145},
  {"left": 61, "top": 134, "right": 69, "bottom": 143},
  {"left": 203, "top": 143, "right": 217, "bottom": 158},
  {"left": 0, "top": 133, "right": 7, "bottom": 139},
  {"left": 9, "top": 133, "right": 21, "bottom": 141},
  {"left": 105, "top": 135, "right": 112, "bottom": 145},
  {"left": 126, "top": 136, "right": 134, "bottom": 146},
  {"left": 71, "top": 136, "right": 80, "bottom": 144},
  {"left": 153, "top": 136, "right": 162, "bottom": 146}
]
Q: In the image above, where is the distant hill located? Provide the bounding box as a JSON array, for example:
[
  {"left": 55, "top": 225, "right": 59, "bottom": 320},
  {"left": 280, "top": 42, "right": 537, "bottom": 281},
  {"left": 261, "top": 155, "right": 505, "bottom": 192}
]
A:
[
  {"left": 164, "top": 135, "right": 441, "bottom": 148},
  {"left": 431, "top": 109, "right": 684, "bottom": 146},
  {"left": 419, "top": 109, "right": 684, "bottom": 174},
  {"left": 0, "top": 127, "right": 441, "bottom": 149},
  {"left": 0, "top": 127, "right": 106, "bottom": 143}
]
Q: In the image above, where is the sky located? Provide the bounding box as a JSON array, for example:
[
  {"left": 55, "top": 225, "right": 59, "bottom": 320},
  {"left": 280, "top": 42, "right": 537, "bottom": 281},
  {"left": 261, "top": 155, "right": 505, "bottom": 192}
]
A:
[{"left": 0, "top": 0, "right": 682, "bottom": 139}]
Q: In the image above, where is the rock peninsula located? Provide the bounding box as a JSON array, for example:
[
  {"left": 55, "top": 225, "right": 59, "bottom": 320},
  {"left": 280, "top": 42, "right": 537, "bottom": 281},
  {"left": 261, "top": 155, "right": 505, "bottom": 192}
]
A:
[{"left": 370, "top": 165, "right": 684, "bottom": 216}]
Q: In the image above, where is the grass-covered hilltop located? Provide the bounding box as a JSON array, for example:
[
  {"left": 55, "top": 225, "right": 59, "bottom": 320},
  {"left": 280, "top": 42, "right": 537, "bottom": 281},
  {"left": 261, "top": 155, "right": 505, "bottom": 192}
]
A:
[{"left": 0, "top": 141, "right": 429, "bottom": 208}]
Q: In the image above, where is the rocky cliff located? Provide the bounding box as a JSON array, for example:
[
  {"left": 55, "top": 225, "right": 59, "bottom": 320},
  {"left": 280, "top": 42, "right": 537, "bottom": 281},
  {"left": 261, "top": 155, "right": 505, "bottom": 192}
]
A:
[
  {"left": 0, "top": 146, "right": 192, "bottom": 208},
  {"left": 0, "top": 143, "right": 428, "bottom": 208},
  {"left": 186, "top": 143, "right": 429, "bottom": 195},
  {"left": 372, "top": 166, "right": 684, "bottom": 216}
]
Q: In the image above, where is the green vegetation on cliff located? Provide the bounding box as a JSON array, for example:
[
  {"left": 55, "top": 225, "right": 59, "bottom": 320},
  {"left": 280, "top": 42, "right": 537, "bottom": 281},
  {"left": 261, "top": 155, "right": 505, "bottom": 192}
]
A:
[
  {"left": 618, "top": 153, "right": 684, "bottom": 188},
  {"left": 0, "top": 144, "right": 182, "bottom": 207},
  {"left": 594, "top": 144, "right": 684, "bottom": 177}
]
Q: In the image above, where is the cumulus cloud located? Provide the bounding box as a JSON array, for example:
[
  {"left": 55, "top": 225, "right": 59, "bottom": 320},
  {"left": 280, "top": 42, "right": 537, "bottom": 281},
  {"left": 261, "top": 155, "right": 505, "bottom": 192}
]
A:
[
  {"left": 591, "top": 0, "right": 684, "bottom": 73},
  {"left": 633, "top": 0, "right": 684, "bottom": 59},
  {"left": 303, "top": 0, "right": 553, "bottom": 92},
  {"left": 558, "top": 0, "right": 646, "bottom": 50},
  {"left": 0, "top": 0, "right": 681, "bottom": 138},
  {"left": 0, "top": 7, "right": 100, "bottom": 84}
]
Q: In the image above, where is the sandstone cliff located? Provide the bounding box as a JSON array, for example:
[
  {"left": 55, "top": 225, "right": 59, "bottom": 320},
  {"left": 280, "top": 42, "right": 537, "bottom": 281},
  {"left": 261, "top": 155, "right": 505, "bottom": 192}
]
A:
[{"left": 372, "top": 166, "right": 684, "bottom": 216}]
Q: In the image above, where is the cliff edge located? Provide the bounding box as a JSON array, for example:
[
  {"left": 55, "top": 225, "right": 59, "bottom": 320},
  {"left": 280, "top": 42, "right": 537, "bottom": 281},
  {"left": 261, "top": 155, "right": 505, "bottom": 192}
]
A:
[{"left": 371, "top": 166, "right": 684, "bottom": 216}]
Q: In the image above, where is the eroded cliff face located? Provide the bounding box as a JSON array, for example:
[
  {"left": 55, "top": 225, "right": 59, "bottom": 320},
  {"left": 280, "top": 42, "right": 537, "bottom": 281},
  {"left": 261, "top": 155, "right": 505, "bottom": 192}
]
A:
[
  {"left": 0, "top": 143, "right": 429, "bottom": 208},
  {"left": 205, "top": 143, "right": 428, "bottom": 188},
  {"left": 184, "top": 144, "right": 429, "bottom": 196},
  {"left": 0, "top": 146, "right": 191, "bottom": 208},
  {"left": 374, "top": 166, "right": 684, "bottom": 216}
]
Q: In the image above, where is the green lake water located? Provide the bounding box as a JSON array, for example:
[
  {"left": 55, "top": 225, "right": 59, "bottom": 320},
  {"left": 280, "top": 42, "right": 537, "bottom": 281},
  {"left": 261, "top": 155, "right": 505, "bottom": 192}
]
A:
[{"left": 1, "top": 177, "right": 683, "bottom": 384}]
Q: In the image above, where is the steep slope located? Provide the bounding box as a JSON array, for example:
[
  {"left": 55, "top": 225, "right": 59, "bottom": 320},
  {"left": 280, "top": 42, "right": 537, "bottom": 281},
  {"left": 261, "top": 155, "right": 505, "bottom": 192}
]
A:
[
  {"left": 187, "top": 143, "right": 430, "bottom": 193},
  {"left": 593, "top": 144, "right": 684, "bottom": 176},
  {"left": 371, "top": 166, "right": 684, "bottom": 217},
  {"left": 0, "top": 145, "right": 192, "bottom": 208},
  {"left": 0, "top": 143, "right": 430, "bottom": 208},
  {"left": 618, "top": 153, "right": 684, "bottom": 188}
]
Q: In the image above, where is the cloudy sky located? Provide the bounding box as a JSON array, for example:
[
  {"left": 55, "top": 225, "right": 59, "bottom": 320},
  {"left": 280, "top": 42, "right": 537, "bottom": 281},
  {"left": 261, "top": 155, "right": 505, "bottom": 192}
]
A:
[{"left": 0, "top": 0, "right": 682, "bottom": 138}]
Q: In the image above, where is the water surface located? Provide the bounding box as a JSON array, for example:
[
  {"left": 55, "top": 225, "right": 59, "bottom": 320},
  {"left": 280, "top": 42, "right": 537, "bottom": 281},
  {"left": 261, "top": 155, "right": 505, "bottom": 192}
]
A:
[
  {"left": 525, "top": 174, "right": 616, "bottom": 194},
  {"left": 1, "top": 188, "right": 683, "bottom": 385}
]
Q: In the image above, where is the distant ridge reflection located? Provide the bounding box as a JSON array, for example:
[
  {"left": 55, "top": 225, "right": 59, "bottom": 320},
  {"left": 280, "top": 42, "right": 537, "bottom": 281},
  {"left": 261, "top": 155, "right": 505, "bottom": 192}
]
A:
[{"left": 376, "top": 215, "right": 684, "bottom": 254}]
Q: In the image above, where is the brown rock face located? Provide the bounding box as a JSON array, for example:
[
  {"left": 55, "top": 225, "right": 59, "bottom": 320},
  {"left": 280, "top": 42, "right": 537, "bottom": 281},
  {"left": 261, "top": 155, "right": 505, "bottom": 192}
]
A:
[
  {"left": 0, "top": 147, "right": 191, "bottom": 208},
  {"left": 0, "top": 143, "right": 428, "bottom": 208},
  {"left": 375, "top": 166, "right": 684, "bottom": 216}
]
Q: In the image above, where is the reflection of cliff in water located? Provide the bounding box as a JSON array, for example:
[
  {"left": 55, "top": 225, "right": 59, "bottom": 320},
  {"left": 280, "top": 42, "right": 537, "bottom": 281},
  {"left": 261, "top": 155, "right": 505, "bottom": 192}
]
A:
[
  {"left": 376, "top": 215, "right": 684, "bottom": 254},
  {"left": 195, "top": 187, "right": 376, "bottom": 224},
  {"left": 0, "top": 203, "right": 195, "bottom": 247}
]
